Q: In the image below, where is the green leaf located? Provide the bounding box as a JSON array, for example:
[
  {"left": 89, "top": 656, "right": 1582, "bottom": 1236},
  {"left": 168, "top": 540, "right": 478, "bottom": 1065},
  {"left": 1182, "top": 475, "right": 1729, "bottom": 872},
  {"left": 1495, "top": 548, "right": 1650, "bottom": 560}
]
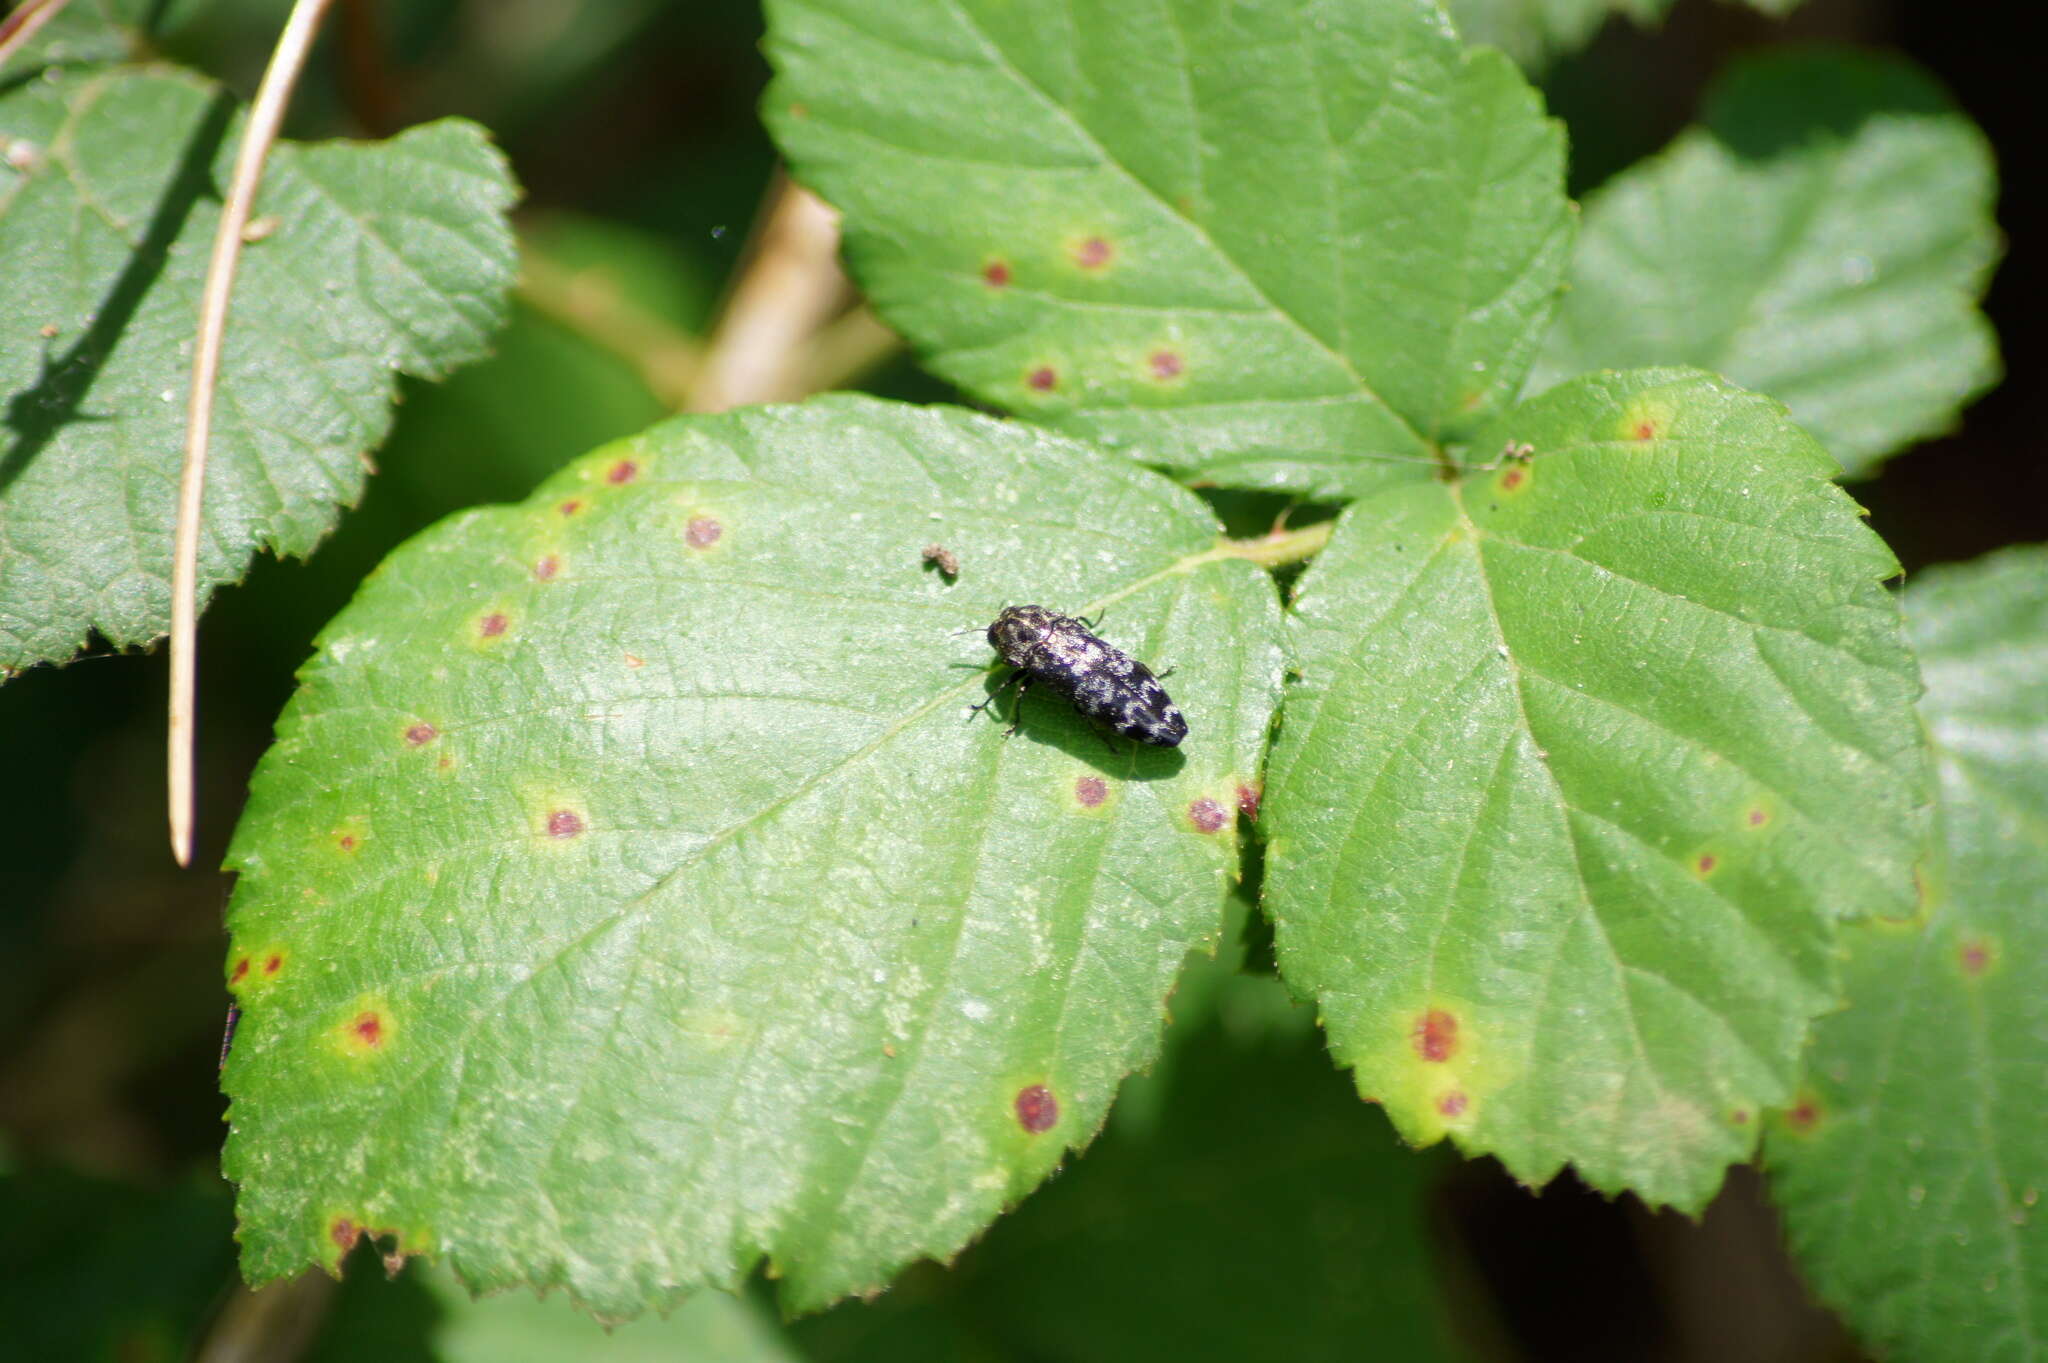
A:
[
  {"left": 308, "top": 1257, "right": 799, "bottom": 1363},
  {"left": 222, "top": 396, "right": 1285, "bottom": 1320},
  {"left": 1261, "top": 367, "right": 1930, "bottom": 1209},
  {"left": 424, "top": 1276, "right": 796, "bottom": 1363},
  {"left": 1767, "top": 547, "right": 2048, "bottom": 1363},
  {"left": 0, "top": 65, "right": 517, "bottom": 674},
  {"left": 0, "top": 0, "right": 200, "bottom": 69},
  {"left": 1530, "top": 50, "right": 2000, "bottom": 478},
  {"left": 1441, "top": 0, "right": 1806, "bottom": 72},
  {"left": 1443, "top": 0, "right": 1668, "bottom": 71},
  {"left": 764, "top": 0, "right": 1572, "bottom": 497},
  {"left": 795, "top": 970, "right": 1474, "bottom": 1362}
]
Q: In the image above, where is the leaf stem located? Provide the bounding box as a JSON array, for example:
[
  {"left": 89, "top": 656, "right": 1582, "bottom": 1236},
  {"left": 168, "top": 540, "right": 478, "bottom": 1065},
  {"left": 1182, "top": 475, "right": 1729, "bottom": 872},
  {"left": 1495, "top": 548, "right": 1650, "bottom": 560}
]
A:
[
  {"left": 169, "top": 0, "right": 337, "bottom": 867},
  {"left": 687, "top": 172, "right": 851, "bottom": 411},
  {"left": 1213, "top": 520, "right": 1334, "bottom": 569},
  {"left": 193, "top": 1274, "right": 336, "bottom": 1363},
  {"left": 792, "top": 304, "right": 902, "bottom": 397},
  {"left": 0, "top": 0, "right": 74, "bottom": 72},
  {"left": 517, "top": 237, "right": 706, "bottom": 408}
]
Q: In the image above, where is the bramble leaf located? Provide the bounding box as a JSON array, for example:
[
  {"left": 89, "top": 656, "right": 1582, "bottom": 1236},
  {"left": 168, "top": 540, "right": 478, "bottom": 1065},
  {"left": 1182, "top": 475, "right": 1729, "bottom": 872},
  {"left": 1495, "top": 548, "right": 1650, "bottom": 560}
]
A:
[
  {"left": 1767, "top": 547, "right": 2048, "bottom": 1363},
  {"left": 0, "top": 0, "right": 190, "bottom": 69},
  {"left": 1262, "top": 368, "right": 1930, "bottom": 1208},
  {"left": 222, "top": 397, "right": 1284, "bottom": 1319},
  {"left": 309, "top": 1258, "right": 799, "bottom": 1363},
  {"left": 1443, "top": 0, "right": 1806, "bottom": 72},
  {"left": 764, "top": 0, "right": 1571, "bottom": 497},
  {"left": 1443, "top": 0, "right": 1667, "bottom": 70},
  {"left": 0, "top": 64, "right": 516, "bottom": 674},
  {"left": 795, "top": 969, "right": 1471, "bottom": 1362},
  {"left": 1530, "top": 50, "right": 2000, "bottom": 477}
]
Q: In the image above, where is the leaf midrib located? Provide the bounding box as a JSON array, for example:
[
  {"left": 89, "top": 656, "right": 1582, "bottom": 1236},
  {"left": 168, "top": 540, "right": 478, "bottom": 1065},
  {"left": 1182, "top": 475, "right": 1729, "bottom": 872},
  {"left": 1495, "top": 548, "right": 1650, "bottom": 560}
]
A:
[{"left": 1446, "top": 477, "right": 1691, "bottom": 1163}]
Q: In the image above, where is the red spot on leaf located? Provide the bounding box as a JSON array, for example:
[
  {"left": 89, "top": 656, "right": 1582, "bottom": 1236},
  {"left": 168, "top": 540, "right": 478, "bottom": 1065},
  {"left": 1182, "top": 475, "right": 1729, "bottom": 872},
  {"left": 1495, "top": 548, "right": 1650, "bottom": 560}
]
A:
[
  {"left": 1189, "top": 798, "right": 1227, "bottom": 833},
  {"left": 1414, "top": 1009, "right": 1459, "bottom": 1063},
  {"left": 331, "top": 1218, "right": 361, "bottom": 1251},
  {"left": 607, "top": 459, "right": 639, "bottom": 485},
  {"left": 1073, "top": 236, "right": 1113, "bottom": 269},
  {"left": 479, "top": 613, "right": 508, "bottom": 639},
  {"left": 338, "top": 834, "right": 358, "bottom": 853},
  {"left": 1074, "top": 776, "right": 1108, "bottom": 808},
  {"left": 559, "top": 499, "right": 584, "bottom": 517},
  {"left": 1695, "top": 853, "right": 1717, "bottom": 875},
  {"left": 533, "top": 555, "right": 559, "bottom": 581},
  {"left": 982, "top": 260, "right": 1011, "bottom": 288},
  {"left": 1015, "top": 1084, "right": 1059, "bottom": 1133},
  {"left": 1784, "top": 1095, "right": 1822, "bottom": 1134},
  {"left": 1747, "top": 807, "right": 1769, "bottom": 827},
  {"left": 263, "top": 955, "right": 283, "bottom": 976},
  {"left": 1236, "top": 783, "right": 1262, "bottom": 820},
  {"left": 1633, "top": 421, "right": 1658, "bottom": 441},
  {"left": 686, "top": 516, "right": 723, "bottom": 548},
  {"left": 1148, "top": 350, "right": 1183, "bottom": 380},
  {"left": 230, "top": 957, "right": 250, "bottom": 984},
  {"left": 351, "top": 1012, "right": 385, "bottom": 1047},
  {"left": 1027, "top": 366, "right": 1058, "bottom": 392},
  {"left": 1437, "top": 1090, "right": 1468, "bottom": 1117},
  {"left": 547, "top": 810, "right": 585, "bottom": 839},
  {"left": 1500, "top": 466, "right": 1525, "bottom": 491},
  {"left": 404, "top": 723, "right": 437, "bottom": 747},
  {"left": 1730, "top": 1108, "right": 1752, "bottom": 1126},
  {"left": 1960, "top": 938, "right": 1994, "bottom": 976}
]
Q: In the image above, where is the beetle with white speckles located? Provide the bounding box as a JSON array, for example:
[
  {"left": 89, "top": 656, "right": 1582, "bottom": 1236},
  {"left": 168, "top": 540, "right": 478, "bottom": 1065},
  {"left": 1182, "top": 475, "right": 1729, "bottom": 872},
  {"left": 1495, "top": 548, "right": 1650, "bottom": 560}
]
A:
[{"left": 970, "top": 605, "right": 1187, "bottom": 748}]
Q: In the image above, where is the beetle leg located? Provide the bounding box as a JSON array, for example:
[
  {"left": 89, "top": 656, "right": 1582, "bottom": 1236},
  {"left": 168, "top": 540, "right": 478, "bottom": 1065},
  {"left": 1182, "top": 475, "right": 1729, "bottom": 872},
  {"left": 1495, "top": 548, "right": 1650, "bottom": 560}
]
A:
[
  {"left": 968, "top": 668, "right": 1029, "bottom": 729},
  {"left": 1000, "top": 674, "right": 1034, "bottom": 737}
]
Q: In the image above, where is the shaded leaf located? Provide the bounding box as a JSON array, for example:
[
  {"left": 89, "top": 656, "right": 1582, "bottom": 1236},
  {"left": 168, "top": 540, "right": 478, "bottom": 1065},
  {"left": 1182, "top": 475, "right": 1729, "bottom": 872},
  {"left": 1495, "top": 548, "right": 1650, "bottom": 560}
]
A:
[
  {"left": 309, "top": 1252, "right": 796, "bottom": 1363},
  {"left": 0, "top": 65, "right": 517, "bottom": 673},
  {"left": 795, "top": 967, "right": 1474, "bottom": 1362},
  {"left": 1443, "top": 0, "right": 1667, "bottom": 71},
  {"left": 1262, "top": 367, "right": 1930, "bottom": 1208},
  {"left": 222, "top": 397, "right": 1285, "bottom": 1319},
  {"left": 1768, "top": 547, "right": 2048, "bottom": 1363},
  {"left": 1530, "top": 50, "right": 2000, "bottom": 477},
  {"left": 765, "top": 0, "right": 1571, "bottom": 497},
  {"left": 1443, "top": 0, "right": 1806, "bottom": 72},
  {"left": 0, "top": 0, "right": 195, "bottom": 69}
]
